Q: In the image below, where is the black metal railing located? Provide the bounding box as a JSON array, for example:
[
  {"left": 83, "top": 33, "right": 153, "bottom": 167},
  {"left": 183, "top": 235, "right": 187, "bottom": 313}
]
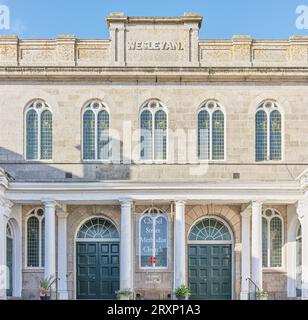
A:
[{"left": 246, "top": 278, "right": 260, "bottom": 300}]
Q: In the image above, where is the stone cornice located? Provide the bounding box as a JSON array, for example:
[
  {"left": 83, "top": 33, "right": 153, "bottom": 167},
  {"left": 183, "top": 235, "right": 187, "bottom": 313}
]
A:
[
  {"left": 1, "top": 66, "right": 308, "bottom": 82},
  {"left": 4, "top": 180, "right": 302, "bottom": 204}
]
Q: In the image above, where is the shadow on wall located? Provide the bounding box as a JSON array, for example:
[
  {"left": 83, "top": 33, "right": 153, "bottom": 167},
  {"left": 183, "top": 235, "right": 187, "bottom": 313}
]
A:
[{"left": 0, "top": 143, "right": 133, "bottom": 182}]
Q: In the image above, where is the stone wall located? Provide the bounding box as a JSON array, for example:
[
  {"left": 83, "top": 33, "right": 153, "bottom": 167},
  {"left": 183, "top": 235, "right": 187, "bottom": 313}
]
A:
[{"left": 1, "top": 84, "right": 308, "bottom": 182}]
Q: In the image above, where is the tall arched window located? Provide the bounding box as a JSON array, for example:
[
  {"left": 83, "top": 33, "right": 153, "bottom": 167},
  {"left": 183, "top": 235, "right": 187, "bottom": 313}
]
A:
[
  {"left": 256, "top": 101, "right": 282, "bottom": 161},
  {"left": 140, "top": 100, "right": 167, "bottom": 161},
  {"left": 198, "top": 100, "right": 225, "bottom": 160},
  {"left": 82, "top": 100, "right": 110, "bottom": 161},
  {"left": 26, "top": 208, "right": 45, "bottom": 268},
  {"left": 139, "top": 208, "right": 168, "bottom": 268},
  {"left": 262, "top": 208, "right": 283, "bottom": 268},
  {"left": 26, "top": 100, "right": 52, "bottom": 160}
]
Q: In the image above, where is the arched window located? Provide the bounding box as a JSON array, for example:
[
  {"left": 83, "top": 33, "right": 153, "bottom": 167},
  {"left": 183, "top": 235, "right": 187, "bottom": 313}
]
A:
[
  {"left": 77, "top": 217, "right": 119, "bottom": 240},
  {"left": 189, "top": 217, "right": 232, "bottom": 241},
  {"left": 198, "top": 101, "right": 225, "bottom": 160},
  {"left": 256, "top": 101, "right": 282, "bottom": 161},
  {"left": 26, "top": 100, "right": 52, "bottom": 160},
  {"left": 82, "top": 100, "right": 110, "bottom": 161},
  {"left": 140, "top": 100, "right": 167, "bottom": 161},
  {"left": 139, "top": 208, "right": 168, "bottom": 268},
  {"left": 262, "top": 208, "right": 283, "bottom": 268},
  {"left": 26, "top": 208, "right": 45, "bottom": 268}
]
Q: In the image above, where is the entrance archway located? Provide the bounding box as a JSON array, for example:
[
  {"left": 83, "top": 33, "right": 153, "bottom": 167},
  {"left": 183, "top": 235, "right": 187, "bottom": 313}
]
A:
[
  {"left": 188, "top": 216, "right": 233, "bottom": 300},
  {"left": 75, "top": 217, "right": 120, "bottom": 300}
]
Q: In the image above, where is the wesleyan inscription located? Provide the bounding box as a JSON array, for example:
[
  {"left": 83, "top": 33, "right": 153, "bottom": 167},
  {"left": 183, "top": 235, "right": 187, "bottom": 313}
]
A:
[{"left": 128, "top": 41, "right": 184, "bottom": 51}]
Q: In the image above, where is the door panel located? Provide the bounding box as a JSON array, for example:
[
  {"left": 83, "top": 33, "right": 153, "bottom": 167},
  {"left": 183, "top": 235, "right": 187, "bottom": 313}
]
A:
[
  {"left": 77, "top": 242, "right": 119, "bottom": 299},
  {"left": 188, "top": 244, "right": 232, "bottom": 300}
]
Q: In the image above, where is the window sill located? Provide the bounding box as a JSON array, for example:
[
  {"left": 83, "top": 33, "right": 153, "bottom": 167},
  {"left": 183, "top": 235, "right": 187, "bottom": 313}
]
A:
[
  {"left": 23, "top": 268, "right": 45, "bottom": 273},
  {"left": 262, "top": 268, "right": 286, "bottom": 273}
]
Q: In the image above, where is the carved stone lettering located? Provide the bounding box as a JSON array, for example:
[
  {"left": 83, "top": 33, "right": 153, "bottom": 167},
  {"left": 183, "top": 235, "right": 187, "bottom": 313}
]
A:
[{"left": 127, "top": 41, "right": 184, "bottom": 51}]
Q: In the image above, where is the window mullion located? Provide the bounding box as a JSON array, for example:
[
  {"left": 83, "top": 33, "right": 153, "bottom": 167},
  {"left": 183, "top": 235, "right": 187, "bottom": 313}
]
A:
[
  {"left": 95, "top": 113, "right": 98, "bottom": 160},
  {"left": 209, "top": 112, "right": 213, "bottom": 160},
  {"left": 267, "top": 112, "right": 270, "bottom": 161},
  {"left": 268, "top": 218, "right": 271, "bottom": 268},
  {"left": 153, "top": 216, "right": 156, "bottom": 268},
  {"left": 39, "top": 218, "right": 42, "bottom": 268},
  {"left": 37, "top": 111, "right": 41, "bottom": 160},
  {"left": 152, "top": 112, "right": 155, "bottom": 161}
]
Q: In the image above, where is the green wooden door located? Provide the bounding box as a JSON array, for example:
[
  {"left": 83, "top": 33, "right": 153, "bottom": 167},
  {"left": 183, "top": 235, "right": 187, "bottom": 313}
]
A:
[
  {"left": 189, "top": 244, "right": 232, "bottom": 300},
  {"left": 6, "top": 237, "right": 13, "bottom": 297},
  {"left": 77, "top": 242, "right": 120, "bottom": 300}
]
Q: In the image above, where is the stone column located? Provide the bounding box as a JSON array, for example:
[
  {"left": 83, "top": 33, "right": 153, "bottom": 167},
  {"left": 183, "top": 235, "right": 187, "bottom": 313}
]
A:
[
  {"left": 174, "top": 200, "right": 186, "bottom": 290},
  {"left": 0, "top": 198, "right": 13, "bottom": 299},
  {"left": 297, "top": 199, "right": 308, "bottom": 299},
  {"left": 120, "top": 200, "right": 133, "bottom": 290},
  {"left": 240, "top": 206, "right": 251, "bottom": 300},
  {"left": 251, "top": 201, "right": 263, "bottom": 290},
  {"left": 57, "top": 210, "right": 69, "bottom": 300},
  {"left": 43, "top": 201, "right": 57, "bottom": 285}
]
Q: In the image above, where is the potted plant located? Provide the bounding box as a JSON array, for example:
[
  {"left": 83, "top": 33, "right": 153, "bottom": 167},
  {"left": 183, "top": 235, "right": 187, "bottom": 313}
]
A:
[
  {"left": 39, "top": 276, "right": 54, "bottom": 300},
  {"left": 116, "top": 289, "right": 133, "bottom": 300},
  {"left": 256, "top": 290, "right": 268, "bottom": 301},
  {"left": 174, "top": 285, "right": 191, "bottom": 300}
]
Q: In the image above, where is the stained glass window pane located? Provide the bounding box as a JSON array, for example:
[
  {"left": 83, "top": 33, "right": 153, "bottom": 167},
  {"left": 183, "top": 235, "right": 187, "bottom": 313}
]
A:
[
  {"left": 155, "top": 216, "right": 168, "bottom": 267},
  {"left": 140, "top": 216, "right": 154, "bottom": 267},
  {"left": 77, "top": 218, "right": 119, "bottom": 239},
  {"left": 140, "top": 110, "right": 153, "bottom": 160},
  {"left": 154, "top": 110, "right": 167, "bottom": 160},
  {"left": 256, "top": 110, "right": 267, "bottom": 161},
  {"left": 198, "top": 110, "right": 210, "bottom": 160},
  {"left": 270, "top": 110, "right": 282, "bottom": 160},
  {"left": 40, "top": 110, "right": 52, "bottom": 160},
  {"left": 83, "top": 110, "right": 95, "bottom": 160},
  {"left": 41, "top": 218, "right": 45, "bottom": 267},
  {"left": 97, "top": 110, "right": 110, "bottom": 160},
  {"left": 26, "top": 110, "right": 38, "bottom": 160},
  {"left": 270, "top": 217, "right": 282, "bottom": 267},
  {"left": 189, "top": 218, "right": 231, "bottom": 241},
  {"left": 262, "top": 217, "right": 268, "bottom": 267},
  {"left": 212, "top": 110, "right": 224, "bottom": 160},
  {"left": 27, "top": 217, "right": 39, "bottom": 267}
]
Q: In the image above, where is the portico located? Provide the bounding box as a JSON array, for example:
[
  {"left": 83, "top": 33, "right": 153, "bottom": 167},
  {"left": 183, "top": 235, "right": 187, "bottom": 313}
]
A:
[{"left": 0, "top": 171, "right": 307, "bottom": 299}]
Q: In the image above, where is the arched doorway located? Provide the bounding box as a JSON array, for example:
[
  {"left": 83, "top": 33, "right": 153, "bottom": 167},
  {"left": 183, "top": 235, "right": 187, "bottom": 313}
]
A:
[
  {"left": 296, "top": 224, "right": 302, "bottom": 297},
  {"left": 76, "top": 217, "right": 120, "bottom": 300},
  {"left": 6, "top": 222, "right": 13, "bottom": 297},
  {"left": 188, "top": 217, "right": 233, "bottom": 300}
]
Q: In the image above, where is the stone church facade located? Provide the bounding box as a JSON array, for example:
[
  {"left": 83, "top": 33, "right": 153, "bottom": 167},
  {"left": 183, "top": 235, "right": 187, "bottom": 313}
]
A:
[{"left": 0, "top": 13, "right": 308, "bottom": 300}]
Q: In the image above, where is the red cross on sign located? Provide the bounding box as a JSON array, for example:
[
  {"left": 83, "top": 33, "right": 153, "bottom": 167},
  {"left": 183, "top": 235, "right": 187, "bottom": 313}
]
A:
[{"left": 149, "top": 256, "right": 156, "bottom": 264}]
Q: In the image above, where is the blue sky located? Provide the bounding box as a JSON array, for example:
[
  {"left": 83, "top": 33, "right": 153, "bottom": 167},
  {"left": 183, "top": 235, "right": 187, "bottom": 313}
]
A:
[{"left": 1, "top": 0, "right": 308, "bottom": 39}]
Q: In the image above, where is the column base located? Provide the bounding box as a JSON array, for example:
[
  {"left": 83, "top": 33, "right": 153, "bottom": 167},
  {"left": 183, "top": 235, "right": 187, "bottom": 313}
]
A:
[
  {"left": 57, "top": 291, "right": 69, "bottom": 300},
  {"left": 240, "top": 292, "right": 249, "bottom": 300}
]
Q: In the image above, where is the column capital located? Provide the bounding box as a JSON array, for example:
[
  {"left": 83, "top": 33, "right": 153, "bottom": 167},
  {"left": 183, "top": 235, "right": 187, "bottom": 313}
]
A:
[
  {"left": 0, "top": 196, "right": 13, "bottom": 218},
  {"left": 296, "top": 198, "right": 308, "bottom": 220},
  {"left": 42, "top": 199, "right": 59, "bottom": 208},
  {"left": 251, "top": 200, "right": 262, "bottom": 209},
  {"left": 174, "top": 199, "right": 187, "bottom": 206},
  {"left": 57, "top": 211, "right": 69, "bottom": 219},
  {"left": 240, "top": 203, "right": 251, "bottom": 218},
  {"left": 119, "top": 199, "right": 133, "bottom": 207}
]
